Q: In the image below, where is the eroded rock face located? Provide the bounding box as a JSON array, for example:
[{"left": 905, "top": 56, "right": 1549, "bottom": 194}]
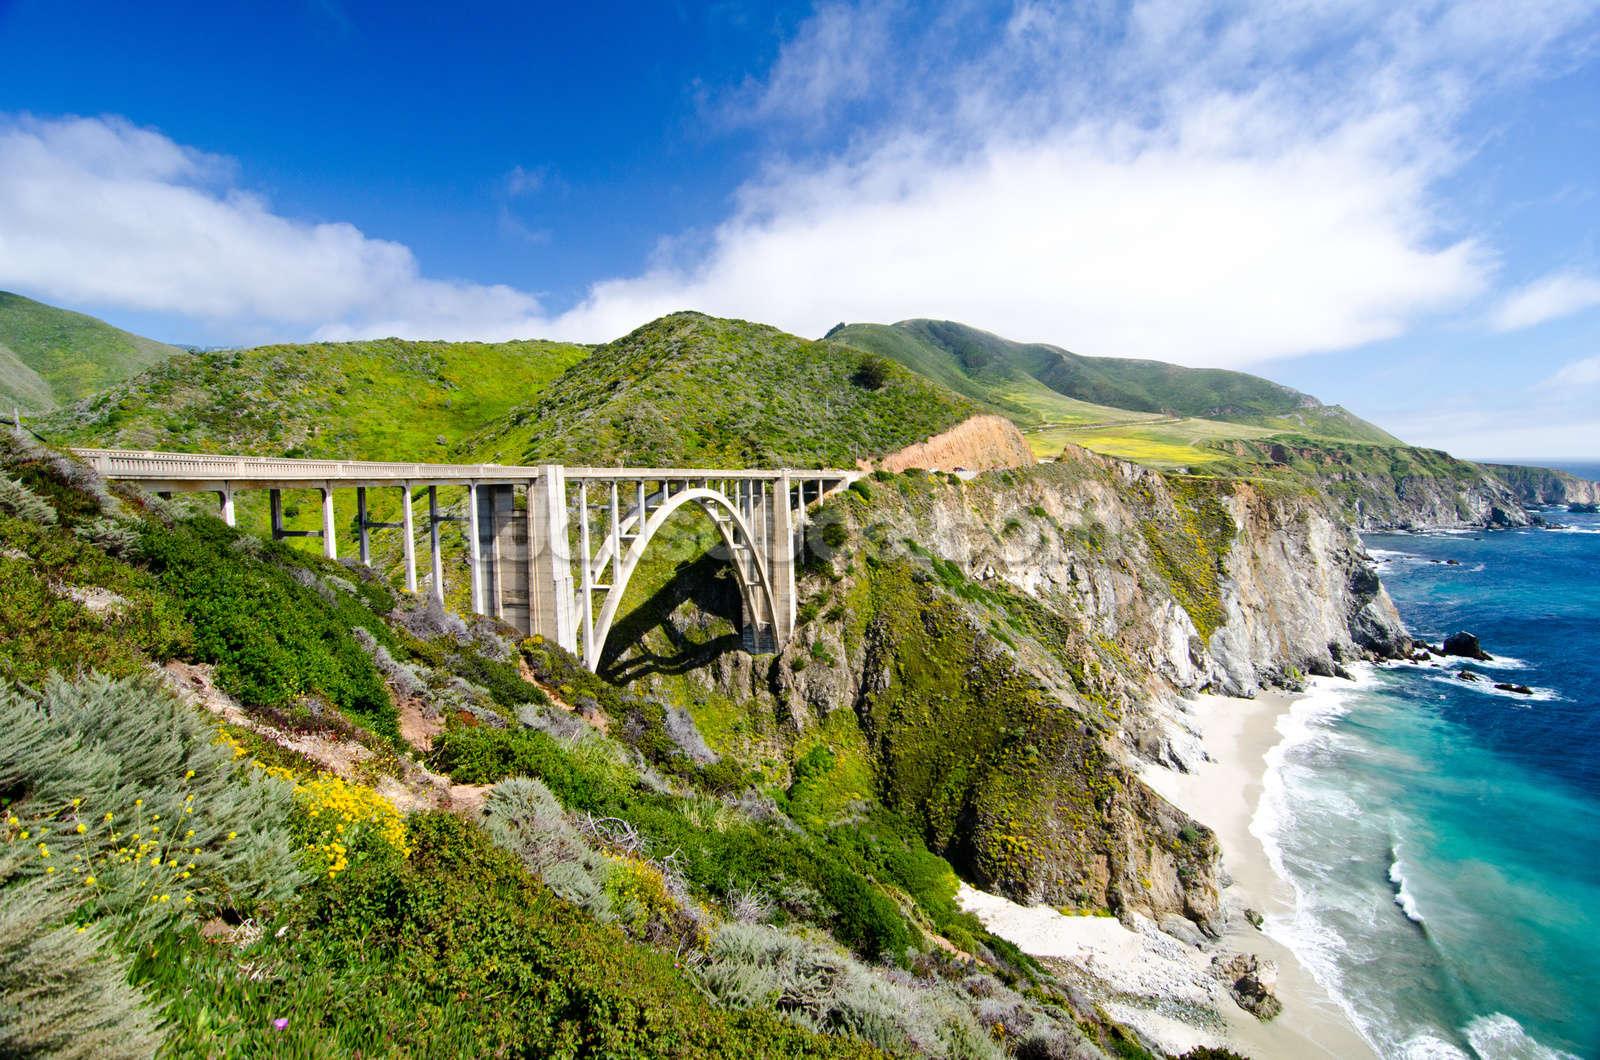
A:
[{"left": 624, "top": 447, "right": 1408, "bottom": 936}]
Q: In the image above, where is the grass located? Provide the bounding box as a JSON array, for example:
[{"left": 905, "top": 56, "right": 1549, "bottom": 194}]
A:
[
  {"left": 469, "top": 312, "right": 980, "bottom": 469},
  {"left": 0, "top": 290, "right": 181, "bottom": 414}
]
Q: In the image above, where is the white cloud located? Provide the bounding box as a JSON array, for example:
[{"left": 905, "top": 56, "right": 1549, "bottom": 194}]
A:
[
  {"left": 0, "top": 114, "right": 547, "bottom": 339},
  {"left": 2, "top": 2, "right": 1596, "bottom": 360},
  {"left": 1544, "top": 354, "right": 1600, "bottom": 387},
  {"left": 545, "top": 0, "right": 1595, "bottom": 363},
  {"left": 1490, "top": 271, "right": 1600, "bottom": 331}
]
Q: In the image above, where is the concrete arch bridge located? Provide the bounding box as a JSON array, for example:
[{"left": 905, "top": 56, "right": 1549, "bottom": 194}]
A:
[{"left": 72, "top": 449, "right": 858, "bottom": 671}]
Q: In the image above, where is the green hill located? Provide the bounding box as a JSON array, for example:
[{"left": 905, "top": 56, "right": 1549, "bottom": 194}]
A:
[
  {"left": 828, "top": 319, "right": 1402, "bottom": 460},
  {"left": 0, "top": 291, "right": 182, "bottom": 414},
  {"left": 467, "top": 312, "right": 980, "bottom": 469},
  {"left": 45, "top": 334, "right": 590, "bottom": 460}
]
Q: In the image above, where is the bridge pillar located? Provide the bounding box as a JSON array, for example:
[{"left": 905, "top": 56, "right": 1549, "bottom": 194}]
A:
[
  {"left": 527, "top": 466, "right": 577, "bottom": 653},
  {"left": 218, "top": 483, "right": 235, "bottom": 527},
  {"left": 428, "top": 486, "right": 445, "bottom": 602},
  {"left": 766, "top": 471, "right": 797, "bottom": 645},
  {"left": 270, "top": 489, "right": 284, "bottom": 540},
  {"left": 400, "top": 484, "right": 417, "bottom": 592},
  {"left": 467, "top": 482, "right": 484, "bottom": 614},
  {"left": 320, "top": 486, "right": 337, "bottom": 560},
  {"left": 356, "top": 487, "right": 370, "bottom": 566}
]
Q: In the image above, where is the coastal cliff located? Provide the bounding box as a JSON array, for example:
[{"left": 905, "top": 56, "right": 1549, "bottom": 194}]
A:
[
  {"left": 1217, "top": 437, "right": 1600, "bottom": 530},
  {"left": 621, "top": 444, "right": 1408, "bottom": 938}
]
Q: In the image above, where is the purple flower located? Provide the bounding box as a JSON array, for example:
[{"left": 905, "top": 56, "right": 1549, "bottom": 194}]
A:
[{"left": 272, "top": 1018, "right": 288, "bottom": 1031}]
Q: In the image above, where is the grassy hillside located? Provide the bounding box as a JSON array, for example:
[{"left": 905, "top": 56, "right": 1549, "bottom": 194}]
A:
[
  {"left": 0, "top": 430, "right": 1139, "bottom": 1059},
  {"left": 469, "top": 312, "right": 981, "bottom": 468},
  {"left": 829, "top": 319, "right": 1402, "bottom": 463},
  {"left": 0, "top": 291, "right": 181, "bottom": 414},
  {"left": 45, "top": 335, "right": 590, "bottom": 460}
]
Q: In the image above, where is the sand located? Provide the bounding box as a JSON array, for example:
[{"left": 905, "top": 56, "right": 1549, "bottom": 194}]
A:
[
  {"left": 1140, "top": 692, "right": 1378, "bottom": 1060},
  {"left": 959, "top": 690, "right": 1378, "bottom": 1059}
]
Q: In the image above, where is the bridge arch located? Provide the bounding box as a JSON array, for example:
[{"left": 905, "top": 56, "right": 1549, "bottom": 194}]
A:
[{"left": 586, "top": 486, "right": 777, "bottom": 667}]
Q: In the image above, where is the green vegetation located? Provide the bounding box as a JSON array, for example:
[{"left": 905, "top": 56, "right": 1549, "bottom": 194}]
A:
[
  {"left": 46, "top": 334, "right": 588, "bottom": 459},
  {"left": 471, "top": 312, "right": 980, "bottom": 468},
  {"left": 829, "top": 318, "right": 1403, "bottom": 468},
  {"left": 0, "top": 291, "right": 181, "bottom": 415}
]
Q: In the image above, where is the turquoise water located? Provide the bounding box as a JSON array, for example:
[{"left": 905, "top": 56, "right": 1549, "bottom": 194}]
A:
[{"left": 1254, "top": 508, "right": 1600, "bottom": 1059}]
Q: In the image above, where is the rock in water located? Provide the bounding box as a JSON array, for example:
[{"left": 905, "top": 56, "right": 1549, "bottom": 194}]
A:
[
  {"left": 1457, "top": 669, "right": 1482, "bottom": 682},
  {"left": 1442, "top": 631, "right": 1492, "bottom": 660},
  {"left": 1495, "top": 683, "right": 1535, "bottom": 696},
  {"left": 1212, "top": 952, "right": 1283, "bottom": 1021}
]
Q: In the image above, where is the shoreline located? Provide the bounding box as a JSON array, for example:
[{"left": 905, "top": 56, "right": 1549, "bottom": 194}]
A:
[{"left": 1139, "top": 689, "right": 1377, "bottom": 1060}]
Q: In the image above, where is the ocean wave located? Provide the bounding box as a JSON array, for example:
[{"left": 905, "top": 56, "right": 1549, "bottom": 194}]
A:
[
  {"left": 1250, "top": 670, "right": 1389, "bottom": 1053},
  {"left": 1400, "top": 1033, "right": 1471, "bottom": 1060},
  {"left": 1463, "top": 1012, "right": 1582, "bottom": 1060},
  {"left": 1546, "top": 525, "right": 1600, "bottom": 535},
  {"left": 1388, "top": 855, "right": 1425, "bottom": 925},
  {"left": 1425, "top": 673, "right": 1560, "bottom": 703}
]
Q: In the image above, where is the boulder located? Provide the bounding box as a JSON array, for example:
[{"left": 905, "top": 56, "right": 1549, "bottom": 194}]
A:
[
  {"left": 1211, "top": 952, "right": 1283, "bottom": 1021},
  {"left": 1456, "top": 669, "right": 1481, "bottom": 683},
  {"left": 1158, "top": 914, "right": 1207, "bottom": 947},
  {"left": 1442, "top": 631, "right": 1492, "bottom": 661},
  {"left": 1495, "top": 683, "right": 1534, "bottom": 696}
]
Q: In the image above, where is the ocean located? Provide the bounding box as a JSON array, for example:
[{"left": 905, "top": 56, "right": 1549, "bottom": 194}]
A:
[{"left": 1253, "top": 503, "right": 1600, "bottom": 1059}]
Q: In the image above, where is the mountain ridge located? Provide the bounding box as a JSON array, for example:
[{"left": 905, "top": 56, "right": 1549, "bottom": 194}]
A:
[{"left": 0, "top": 290, "right": 182, "bottom": 414}]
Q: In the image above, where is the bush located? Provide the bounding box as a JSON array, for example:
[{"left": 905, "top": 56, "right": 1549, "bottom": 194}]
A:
[
  {"left": 0, "top": 674, "right": 305, "bottom": 941},
  {"left": 143, "top": 812, "right": 873, "bottom": 1058},
  {"left": 852, "top": 355, "right": 891, "bottom": 391},
  {"left": 0, "top": 473, "right": 58, "bottom": 525},
  {"left": 0, "top": 851, "right": 160, "bottom": 1060},
  {"left": 700, "top": 921, "right": 994, "bottom": 1059},
  {"left": 137, "top": 515, "right": 399, "bottom": 740}
]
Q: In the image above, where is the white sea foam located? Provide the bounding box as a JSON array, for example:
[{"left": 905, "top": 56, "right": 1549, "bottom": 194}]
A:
[
  {"left": 1425, "top": 673, "right": 1559, "bottom": 703},
  {"left": 1463, "top": 1012, "right": 1582, "bottom": 1060},
  {"left": 1251, "top": 670, "right": 1389, "bottom": 1053},
  {"left": 1400, "top": 1033, "right": 1471, "bottom": 1060},
  {"left": 1388, "top": 857, "right": 1425, "bottom": 924},
  {"left": 1547, "top": 525, "right": 1600, "bottom": 534}
]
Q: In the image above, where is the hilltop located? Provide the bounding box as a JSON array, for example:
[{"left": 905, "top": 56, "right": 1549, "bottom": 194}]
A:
[
  {"left": 467, "top": 312, "right": 981, "bottom": 468},
  {"left": 828, "top": 319, "right": 1402, "bottom": 463},
  {"left": 0, "top": 291, "right": 182, "bottom": 414}
]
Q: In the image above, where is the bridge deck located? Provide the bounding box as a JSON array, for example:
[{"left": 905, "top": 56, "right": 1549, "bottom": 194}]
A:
[{"left": 71, "top": 448, "right": 856, "bottom": 490}]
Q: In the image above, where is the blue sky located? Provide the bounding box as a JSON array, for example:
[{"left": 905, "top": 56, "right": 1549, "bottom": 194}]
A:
[{"left": 1, "top": 1, "right": 1598, "bottom": 459}]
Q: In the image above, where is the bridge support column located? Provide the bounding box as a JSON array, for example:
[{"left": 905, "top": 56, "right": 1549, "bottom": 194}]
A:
[
  {"left": 467, "top": 482, "right": 483, "bottom": 615},
  {"left": 321, "top": 485, "right": 337, "bottom": 560},
  {"left": 527, "top": 466, "right": 577, "bottom": 653},
  {"left": 401, "top": 484, "right": 417, "bottom": 592},
  {"left": 270, "top": 489, "right": 284, "bottom": 540},
  {"left": 356, "top": 487, "right": 370, "bottom": 566},
  {"left": 218, "top": 484, "right": 235, "bottom": 527},
  {"left": 766, "top": 471, "right": 797, "bottom": 646},
  {"left": 428, "top": 486, "right": 444, "bottom": 602}
]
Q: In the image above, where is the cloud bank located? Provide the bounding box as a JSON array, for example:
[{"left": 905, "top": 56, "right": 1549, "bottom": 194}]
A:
[{"left": 1, "top": 2, "right": 1596, "bottom": 368}]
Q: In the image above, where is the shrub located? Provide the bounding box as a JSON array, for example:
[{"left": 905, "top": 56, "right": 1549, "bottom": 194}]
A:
[
  {"left": 289, "top": 772, "right": 410, "bottom": 879},
  {"left": 136, "top": 516, "right": 399, "bottom": 739},
  {"left": 700, "top": 921, "right": 994, "bottom": 1059},
  {"left": 0, "top": 674, "right": 305, "bottom": 941},
  {"left": 0, "top": 473, "right": 58, "bottom": 525},
  {"left": 0, "top": 850, "right": 159, "bottom": 1060},
  {"left": 851, "top": 355, "right": 891, "bottom": 391},
  {"left": 72, "top": 516, "right": 140, "bottom": 559},
  {"left": 482, "top": 777, "right": 613, "bottom": 918}
]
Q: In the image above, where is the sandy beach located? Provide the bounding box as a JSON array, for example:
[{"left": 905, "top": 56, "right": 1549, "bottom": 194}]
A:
[
  {"left": 1141, "top": 691, "right": 1377, "bottom": 1059},
  {"left": 961, "top": 690, "right": 1377, "bottom": 1059}
]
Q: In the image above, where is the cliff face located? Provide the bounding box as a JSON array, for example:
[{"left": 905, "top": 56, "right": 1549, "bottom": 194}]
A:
[
  {"left": 1217, "top": 437, "right": 1564, "bottom": 530},
  {"left": 868, "top": 413, "right": 1035, "bottom": 473},
  {"left": 623, "top": 445, "right": 1406, "bottom": 937}
]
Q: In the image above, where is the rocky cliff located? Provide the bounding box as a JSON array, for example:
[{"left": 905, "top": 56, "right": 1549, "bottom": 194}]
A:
[
  {"left": 617, "top": 444, "right": 1407, "bottom": 940},
  {"left": 1215, "top": 437, "right": 1598, "bottom": 530}
]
